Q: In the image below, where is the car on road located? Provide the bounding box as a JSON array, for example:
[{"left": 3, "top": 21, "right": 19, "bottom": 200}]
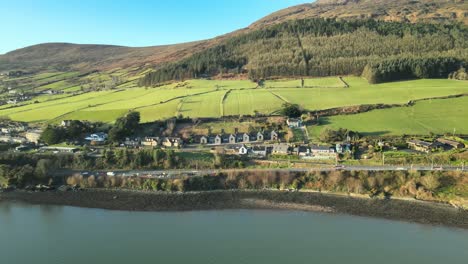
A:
[
  {"left": 334, "top": 165, "right": 345, "bottom": 170},
  {"left": 433, "top": 167, "right": 443, "bottom": 171},
  {"left": 107, "top": 171, "right": 115, "bottom": 176},
  {"left": 396, "top": 167, "right": 407, "bottom": 171}
]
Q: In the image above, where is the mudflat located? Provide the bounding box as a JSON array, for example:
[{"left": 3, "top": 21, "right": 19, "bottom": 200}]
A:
[{"left": 1, "top": 189, "right": 467, "bottom": 229}]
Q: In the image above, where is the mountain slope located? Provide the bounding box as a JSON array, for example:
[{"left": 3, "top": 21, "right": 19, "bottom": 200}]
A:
[
  {"left": 0, "top": 41, "right": 212, "bottom": 72},
  {"left": 252, "top": 0, "right": 468, "bottom": 29},
  {"left": 141, "top": 18, "right": 468, "bottom": 85},
  {"left": 1, "top": 0, "right": 467, "bottom": 75}
]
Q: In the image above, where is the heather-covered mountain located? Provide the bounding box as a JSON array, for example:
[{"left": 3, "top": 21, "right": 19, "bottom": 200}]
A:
[
  {"left": 253, "top": 0, "right": 468, "bottom": 28},
  {"left": 0, "top": 41, "right": 210, "bottom": 72},
  {"left": 1, "top": 0, "right": 468, "bottom": 83}
]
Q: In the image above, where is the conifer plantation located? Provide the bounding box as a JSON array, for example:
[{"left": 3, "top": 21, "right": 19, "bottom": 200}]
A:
[{"left": 140, "top": 19, "right": 468, "bottom": 85}]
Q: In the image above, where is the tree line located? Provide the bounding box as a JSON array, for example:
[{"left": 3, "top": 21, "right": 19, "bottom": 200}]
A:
[
  {"left": 63, "top": 169, "right": 466, "bottom": 203},
  {"left": 139, "top": 18, "right": 468, "bottom": 85},
  {"left": 0, "top": 149, "right": 246, "bottom": 187}
]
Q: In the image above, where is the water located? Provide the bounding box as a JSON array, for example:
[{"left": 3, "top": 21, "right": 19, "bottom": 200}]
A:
[{"left": 0, "top": 202, "right": 467, "bottom": 264}]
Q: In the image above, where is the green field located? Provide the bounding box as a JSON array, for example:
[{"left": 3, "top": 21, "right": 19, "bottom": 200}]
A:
[
  {"left": 308, "top": 96, "right": 468, "bottom": 136},
  {"left": 1, "top": 76, "right": 467, "bottom": 134},
  {"left": 223, "top": 89, "right": 284, "bottom": 116}
]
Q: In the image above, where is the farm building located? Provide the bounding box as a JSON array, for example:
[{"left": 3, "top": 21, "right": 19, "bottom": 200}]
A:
[
  {"left": 407, "top": 139, "right": 435, "bottom": 153},
  {"left": 436, "top": 138, "right": 465, "bottom": 149}
]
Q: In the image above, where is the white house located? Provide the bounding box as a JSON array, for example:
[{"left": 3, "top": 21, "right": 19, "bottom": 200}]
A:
[
  {"left": 85, "top": 132, "right": 108, "bottom": 142},
  {"left": 215, "top": 135, "right": 222, "bottom": 145},
  {"left": 200, "top": 136, "right": 208, "bottom": 144},
  {"left": 239, "top": 145, "right": 249, "bottom": 155},
  {"left": 287, "top": 118, "right": 303, "bottom": 128},
  {"left": 256, "top": 132, "right": 264, "bottom": 141},
  {"left": 229, "top": 134, "right": 236, "bottom": 144}
]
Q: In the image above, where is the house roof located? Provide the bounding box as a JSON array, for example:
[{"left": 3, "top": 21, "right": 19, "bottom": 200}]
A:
[
  {"left": 272, "top": 144, "right": 289, "bottom": 152},
  {"left": 437, "top": 138, "right": 463, "bottom": 147},
  {"left": 252, "top": 146, "right": 267, "bottom": 151},
  {"left": 297, "top": 146, "right": 310, "bottom": 152},
  {"left": 287, "top": 118, "right": 302, "bottom": 123},
  {"left": 407, "top": 139, "right": 433, "bottom": 147}
]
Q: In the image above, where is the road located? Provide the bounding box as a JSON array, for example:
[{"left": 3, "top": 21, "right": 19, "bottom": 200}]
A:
[{"left": 55, "top": 165, "right": 467, "bottom": 179}]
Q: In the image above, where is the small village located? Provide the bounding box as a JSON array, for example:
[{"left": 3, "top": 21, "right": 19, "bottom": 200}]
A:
[{"left": 0, "top": 116, "right": 466, "bottom": 167}]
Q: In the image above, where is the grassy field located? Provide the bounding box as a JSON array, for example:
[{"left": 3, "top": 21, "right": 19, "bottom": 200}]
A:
[
  {"left": 272, "top": 78, "right": 468, "bottom": 110},
  {"left": 223, "top": 89, "right": 284, "bottom": 116},
  {"left": 178, "top": 90, "right": 225, "bottom": 118},
  {"left": 308, "top": 96, "right": 468, "bottom": 136},
  {"left": 1, "top": 75, "right": 467, "bottom": 129}
]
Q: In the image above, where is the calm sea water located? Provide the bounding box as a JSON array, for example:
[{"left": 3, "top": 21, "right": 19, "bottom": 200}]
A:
[{"left": 0, "top": 202, "right": 467, "bottom": 264}]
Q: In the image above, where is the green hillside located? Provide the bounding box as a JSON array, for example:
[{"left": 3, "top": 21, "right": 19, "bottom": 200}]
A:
[
  {"left": 309, "top": 96, "right": 468, "bottom": 136},
  {"left": 1, "top": 77, "right": 467, "bottom": 134}
]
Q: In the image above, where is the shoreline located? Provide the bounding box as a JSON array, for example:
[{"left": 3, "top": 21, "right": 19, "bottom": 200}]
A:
[{"left": 1, "top": 189, "right": 467, "bottom": 229}]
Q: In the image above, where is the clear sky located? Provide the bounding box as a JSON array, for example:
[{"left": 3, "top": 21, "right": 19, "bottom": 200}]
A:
[{"left": 0, "top": 0, "right": 311, "bottom": 54}]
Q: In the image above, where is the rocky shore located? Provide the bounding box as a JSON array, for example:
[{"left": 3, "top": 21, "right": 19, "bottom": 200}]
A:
[{"left": 1, "top": 189, "right": 467, "bottom": 229}]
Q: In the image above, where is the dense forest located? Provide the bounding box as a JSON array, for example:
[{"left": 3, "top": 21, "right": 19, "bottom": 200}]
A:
[{"left": 140, "top": 18, "right": 468, "bottom": 85}]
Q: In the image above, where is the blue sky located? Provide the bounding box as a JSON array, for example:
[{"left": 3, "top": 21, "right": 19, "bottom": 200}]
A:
[{"left": 0, "top": 0, "right": 311, "bottom": 54}]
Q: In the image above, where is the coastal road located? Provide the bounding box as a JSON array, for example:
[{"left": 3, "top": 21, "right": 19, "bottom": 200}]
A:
[{"left": 55, "top": 165, "right": 467, "bottom": 179}]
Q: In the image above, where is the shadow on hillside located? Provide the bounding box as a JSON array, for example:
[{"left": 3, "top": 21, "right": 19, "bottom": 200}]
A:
[{"left": 361, "top": 131, "right": 391, "bottom": 136}]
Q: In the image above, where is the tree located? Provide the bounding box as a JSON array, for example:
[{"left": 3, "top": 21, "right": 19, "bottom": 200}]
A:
[
  {"left": 152, "top": 149, "right": 163, "bottom": 166},
  {"left": 35, "top": 159, "right": 55, "bottom": 182},
  {"left": 16, "top": 165, "right": 35, "bottom": 187},
  {"left": 66, "top": 120, "right": 88, "bottom": 139},
  {"left": 40, "top": 126, "right": 66, "bottom": 145},
  {"left": 104, "top": 149, "right": 116, "bottom": 166},
  {"left": 281, "top": 103, "right": 302, "bottom": 118},
  {"left": 109, "top": 111, "right": 141, "bottom": 142}
]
